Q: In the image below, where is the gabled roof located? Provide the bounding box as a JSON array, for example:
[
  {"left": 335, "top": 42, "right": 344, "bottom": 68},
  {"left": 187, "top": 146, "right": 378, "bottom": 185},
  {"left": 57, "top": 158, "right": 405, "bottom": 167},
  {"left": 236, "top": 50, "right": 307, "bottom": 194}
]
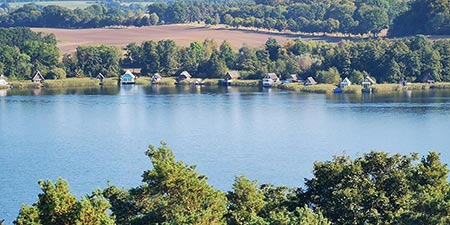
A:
[
  {"left": 265, "top": 73, "right": 279, "bottom": 80},
  {"left": 290, "top": 74, "right": 298, "bottom": 80},
  {"left": 0, "top": 75, "right": 6, "bottom": 81},
  {"left": 121, "top": 70, "right": 135, "bottom": 78},
  {"left": 96, "top": 73, "right": 105, "bottom": 79},
  {"left": 305, "top": 76, "right": 317, "bottom": 84},
  {"left": 226, "top": 70, "right": 240, "bottom": 79},
  {"left": 179, "top": 71, "right": 192, "bottom": 78},
  {"left": 421, "top": 73, "right": 434, "bottom": 82},
  {"left": 32, "top": 71, "right": 45, "bottom": 81},
  {"left": 342, "top": 77, "right": 351, "bottom": 84},
  {"left": 153, "top": 73, "right": 162, "bottom": 79},
  {"left": 363, "top": 76, "right": 375, "bottom": 84}
]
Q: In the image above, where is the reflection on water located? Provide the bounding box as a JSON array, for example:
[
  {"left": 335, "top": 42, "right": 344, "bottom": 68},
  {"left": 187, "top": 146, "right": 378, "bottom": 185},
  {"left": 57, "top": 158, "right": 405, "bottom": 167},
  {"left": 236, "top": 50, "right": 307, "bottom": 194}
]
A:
[{"left": 2, "top": 85, "right": 450, "bottom": 223}]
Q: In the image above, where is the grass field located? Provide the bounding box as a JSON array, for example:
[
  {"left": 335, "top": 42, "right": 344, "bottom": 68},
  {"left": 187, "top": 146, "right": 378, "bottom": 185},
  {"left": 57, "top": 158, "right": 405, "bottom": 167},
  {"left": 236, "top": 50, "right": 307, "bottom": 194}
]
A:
[{"left": 32, "top": 24, "right": 363, "bottom": 53}]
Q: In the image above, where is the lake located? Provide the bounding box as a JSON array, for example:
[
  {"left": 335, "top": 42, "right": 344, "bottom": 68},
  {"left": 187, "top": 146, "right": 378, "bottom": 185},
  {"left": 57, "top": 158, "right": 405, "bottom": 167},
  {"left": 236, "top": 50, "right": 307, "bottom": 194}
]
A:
[{"left": 1, "top": 85, "right": 450, "bottom": 223}]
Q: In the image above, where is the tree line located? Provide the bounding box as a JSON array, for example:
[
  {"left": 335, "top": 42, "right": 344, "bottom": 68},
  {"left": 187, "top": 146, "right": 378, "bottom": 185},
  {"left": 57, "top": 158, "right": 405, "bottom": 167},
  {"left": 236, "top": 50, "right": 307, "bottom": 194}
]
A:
[
  {"left": 123, "top": 35, "right": 450, "bottom": 84},
  {"left": 0, "top": 0, "right": 448, "bottom": 36},
  {"left": 1, "top": 28, "right": 449, "bottom": 85},
  {"left": 8, "top": 143, "right": 450, "bottom": 225},
  {"left": 0, "top": 27, "right": 121, "bottom": 80},
  {"left": 0, "top": 3, "right": 157, "bottom": 28}
]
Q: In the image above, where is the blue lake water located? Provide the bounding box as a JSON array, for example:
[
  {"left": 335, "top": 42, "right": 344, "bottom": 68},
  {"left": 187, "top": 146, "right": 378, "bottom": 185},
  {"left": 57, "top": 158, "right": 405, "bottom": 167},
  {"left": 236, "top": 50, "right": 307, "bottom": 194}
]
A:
[{"left": 1, "top": 85, "right": 450, "bottom": 223}]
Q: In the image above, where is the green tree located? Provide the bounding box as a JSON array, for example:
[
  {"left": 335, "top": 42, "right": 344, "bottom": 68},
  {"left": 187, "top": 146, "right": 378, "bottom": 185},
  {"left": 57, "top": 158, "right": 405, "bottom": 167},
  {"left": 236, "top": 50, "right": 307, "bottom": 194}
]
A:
[
  {"left": 265, "top": 38, "right": 280, "bottom": 61},
  {"left": 403, "top": 152, "right": 450, "bottom": 224},
  {"left": 157, "top": 40, "right": 179, "bottom": 75},
  {"left": 219, "top": 41, "right": 236, "bottom": 69},
  {"left": 14, "top": 178, "right": 114, "bottom": 225},
  {"left": 140, "top": 40, "right": 159, "bottom": 75},
  {"left": 76, "top": 45, "right": 121, "bottom": 77},
  {"left": 315, "top": 67, "right": 340, "bottom": 84},
  {"left": 202, "top": 50, "right": 227, "bottom": 78},
  {"left": 46, "top": 68, "right": 66, "bottom": 79},
  {"left": 128, "top": 143, "right": 227, "bottom": 225},
  {"left": 226, "top": 176, "right": 266, "bottom": 225},
  {"left": 149, "top": 13, "right": 159, "bottom": 25},
  {"left": 349, "top": 70, "right": 366, "bottom": 84}
]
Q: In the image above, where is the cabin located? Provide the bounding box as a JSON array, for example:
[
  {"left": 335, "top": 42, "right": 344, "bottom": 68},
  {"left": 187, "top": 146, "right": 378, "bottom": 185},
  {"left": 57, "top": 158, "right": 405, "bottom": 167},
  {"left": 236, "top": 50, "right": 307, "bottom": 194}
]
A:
[
  {"left": 421, "top": 73, "right": 435, "bottom": 84},
  {"left": 361, "top": 76, "right": 376, "bottom": 92},
  {"left": 152, "top": 73, "right": 162, "bottom": 83},
  {"left": 304, "top": 77, "right": 317, "bottom": 86},
  {"left": 177, "top": 71, "right": 192, "bottom": 82},
  {"left": 32, "top": 71, "right": 45, "bottom": 83},
  {"left": 340, "top": 77, "right": 351, "bottom": 88},
  {"left": 121, "top": 70, "right": 136, "bottom": 84},
  {"left": 96, "top": 73, "right": 105, "bottom": 83},
  {"left": 290, "top": 74, "right": 299, "bottom": 82},
  {"left": 225, "top": 71, "right": 240, "bottom": 81},
  {"left": 264, "top": 73, "right": 280, "bottom": 82},
  {"left": 0, "top": 75, "right": 7, "bottom": 86}
]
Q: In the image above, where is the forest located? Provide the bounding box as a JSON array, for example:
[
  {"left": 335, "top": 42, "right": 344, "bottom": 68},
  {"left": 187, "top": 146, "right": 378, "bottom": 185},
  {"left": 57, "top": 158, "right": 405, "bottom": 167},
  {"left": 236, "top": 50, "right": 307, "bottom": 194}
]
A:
[
  {"left": 0, "top": 0, "right": 448, "bottom": 36},
  {"left": 122, "top": 35, "right": 450, "bottom": 83},
  {"left": 1, "top": 27, "right": 450, "bottom": 84},
  {"left": 5, "top": 143, "right": 450, "bottom": 225}
]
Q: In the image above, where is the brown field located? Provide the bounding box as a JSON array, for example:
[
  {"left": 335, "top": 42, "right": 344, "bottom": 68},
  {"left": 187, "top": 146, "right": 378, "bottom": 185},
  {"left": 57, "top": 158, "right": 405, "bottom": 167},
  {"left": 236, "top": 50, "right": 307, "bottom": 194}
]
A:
[{"left": 32, "top": 24, "right": 360, "bottom": 53}]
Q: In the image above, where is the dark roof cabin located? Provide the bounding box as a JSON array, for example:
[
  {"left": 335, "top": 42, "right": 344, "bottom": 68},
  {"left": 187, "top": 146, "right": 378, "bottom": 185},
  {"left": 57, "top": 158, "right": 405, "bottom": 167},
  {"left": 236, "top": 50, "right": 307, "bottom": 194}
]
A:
[
  {"left": 32, "top": 71, "right": 45, "bottom": 83},
  {"left": 177, "top": 71, "right": 192, "bottom": 81},
  {"left": 96, "top": 73, "right": 105, "bottom": 81},
  {"left": 152, "top": 73, "right": 162, "bottom": 80},
  {"left": 304, "top": 76, "right": 317, "bottom": 86},
  {"left": 421, "top": 73, "right": 435, "bottom": 84},
  {"left": 224, "top": 71, "right": 240, "bottom": 80},
  {"left": 290, "top": 74, "right": 298, "bottom": 82}
]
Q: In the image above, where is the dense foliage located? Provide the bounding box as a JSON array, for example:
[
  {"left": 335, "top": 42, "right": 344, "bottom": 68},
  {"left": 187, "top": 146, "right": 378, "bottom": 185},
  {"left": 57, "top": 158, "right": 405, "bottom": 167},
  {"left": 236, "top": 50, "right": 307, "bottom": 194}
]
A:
[
  {"left": 0, "top": 3, "right": 154, "bottom": 28},
  {"left": 147, "top": 0, "right": 407, "bottom": 35},
  {"left": 14, "top": 179, "right": 114, "bottom": 225},
  {"left": 0, "top": 0, "right": 448, "bottom": 36},
  {"left": 124, "top": 36, "right": 450, "bottom": 83},
  {"left": 0, "top": 27, "right": 58, "bottom": 79},
  {"left": 0, "top": 27, "right": 121, "bottom": 80},
  {"left": 11, "top": 143, "right": 450, "bottom": 225},
  {"left": 390, "top": 0, "right": 450, "bottom": 36}
]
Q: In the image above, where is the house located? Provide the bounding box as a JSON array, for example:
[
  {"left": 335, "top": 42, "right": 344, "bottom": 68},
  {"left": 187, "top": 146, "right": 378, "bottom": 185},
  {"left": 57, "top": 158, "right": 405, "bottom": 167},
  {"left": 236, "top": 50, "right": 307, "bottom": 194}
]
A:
[
  {"left": 304, "top": 77, "right": 317, "bottom": 86},
  {"left": 32, "top": 71, "right": 45, "bottom": 83},
  {"left": 262, "top": 73, "right": 280, "bottom": 87},
  {"left": 121, "top": 70, "right": 136, "bottom": 84},
  {"left": 264, "top": 73, "right": 280, "bottom": 82},
  {"left": 290, "top": 74, "right": 298, "bottom": 82},
  {"left": 0, "top": 75, "right": 7, "bottom": 86},
  {"left": 362, "top": 76, "right": 376, "bottom": 92},
  {"left": 421, "top": 73, "right": 435, "bottom": 84},
  {"left": 177, "top": 71, "right": 192, "bottom": 81},
  {"left": 340, "top": 77, "right": 351, "bottom": 88},
  {"left": 224, "top": 71, "right": 240, "bottom": 81},
  {"left": 152, "top": 73, "right": 162, "bottom": 83}
]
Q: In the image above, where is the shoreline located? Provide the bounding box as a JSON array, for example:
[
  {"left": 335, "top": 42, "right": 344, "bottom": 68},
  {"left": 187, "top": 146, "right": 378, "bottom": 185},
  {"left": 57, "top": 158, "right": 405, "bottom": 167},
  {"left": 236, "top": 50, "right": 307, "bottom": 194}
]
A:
[{"left": 3, "top": 77, "right": 445, "bottom": 94}]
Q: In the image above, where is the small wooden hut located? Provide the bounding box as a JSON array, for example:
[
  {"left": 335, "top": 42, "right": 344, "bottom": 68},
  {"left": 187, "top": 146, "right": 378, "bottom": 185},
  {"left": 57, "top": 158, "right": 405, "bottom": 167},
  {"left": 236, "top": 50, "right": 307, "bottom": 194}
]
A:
[
  {"left": 225, "top": 71, "right": 240, "bottom": 81},
  {"left": 152, "top": 73, "right": 162, "bottom": 84},
  {"left": 32, "top": 71, "right": 45, "bottom": 83},
  {"left": 96, "top": 73, "right": 105, "bottom": 85},
  {"left": 421, "top": 73, "right": 435, "bottom": 84},
  {"left": 177, "top": 71, "right": 192, "bottom": 82},
  {"left": 304, "top": 77, "right": 317, "bottom": 86},
  {"left": 340, "top": 77, "right": 351, "bottom": 88}
]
